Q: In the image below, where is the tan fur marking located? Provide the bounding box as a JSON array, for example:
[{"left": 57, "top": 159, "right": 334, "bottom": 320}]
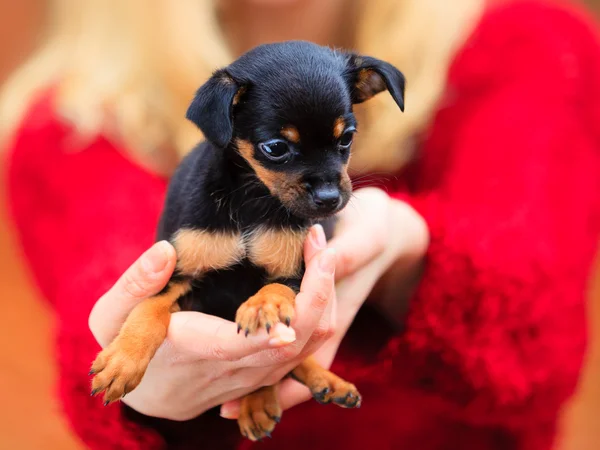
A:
[
  {"left": 291, "top": 356, "right": 362, "bottom": 408},
  {"left": 90, "top": 281, "right": 191, "bottom": 404},
  {"left": 172, "top": 229, "right": 245, "bottom": 276},
  {"left": 232, "top": 86, "right": 247, "bottom": 106},
  {"left": 248, "top": 227, "right": 307, "bottom": 279},
  {"left": 356, "top": 68, "right": 386, "bottom": 101},
  {"left": 237, "top": 139, "right": 286, "bottom": 194},
  {"left": 237, "top": 139, "right": 305, "bottom": 206},
  {"left": 281, "top": 125, "right": 300, "bottom": 143},
  {"left": 357, "top": 68, "right": 371, "bottom": 84},
  {"left": 277, "top": 179, "right": 306, "bottom": 206},
  {"left": 333, "top": 117, "right": 346, "bottom": 139},
  {"left": 341, "top": 162, "right": 352, "bottom": 193}
]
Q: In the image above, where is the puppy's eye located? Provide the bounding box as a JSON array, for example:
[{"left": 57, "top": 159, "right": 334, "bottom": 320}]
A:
[
  {"left": 338, "top": 129, "right": 355, "bottom": 149},
  {"left": 259, "top": 140, "right": 291, "bottom": 162}
]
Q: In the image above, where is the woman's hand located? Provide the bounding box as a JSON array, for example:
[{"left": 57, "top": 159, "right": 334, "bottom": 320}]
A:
[
  {"left": 330, "top": 187, "right": 430, "bottom": 321},
  {"left": 220, "top": 187, "right": 429, "bottom": 417},
  {"left": 88, "top": 225, "right": 337, "bottom": 421}
]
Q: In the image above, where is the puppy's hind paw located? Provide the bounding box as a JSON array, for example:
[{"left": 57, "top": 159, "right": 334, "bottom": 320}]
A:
[
  {"left": 238, "top": 386, "right": 282, "bottom": 441},
  {"left": 90, "top": 339, "right": 151, "bottom": 405}
]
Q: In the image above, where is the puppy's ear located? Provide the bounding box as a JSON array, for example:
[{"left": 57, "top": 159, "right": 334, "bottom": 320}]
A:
[
  {"left": 186, "top": 70, "right": 246, "bottom": 148},
  {"left": 345, "top": 55, "right": 405, "bottom": 112}
]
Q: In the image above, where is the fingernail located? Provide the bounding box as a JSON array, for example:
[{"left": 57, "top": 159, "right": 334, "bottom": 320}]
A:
[
  {"left": 141, "top": 241, "right": 171, "bottom": 274},
  {"left": 268, "top": 326, "right": 296, "bottom": 347},
  {"left": 310, "top": 224, "right": 326, "bottom": 249},
  {"left": 220, "top": 404, "right": 239, "bottom": 419},
  {"left": 319, "top": 248, "right": 336, "bottom": 275}
]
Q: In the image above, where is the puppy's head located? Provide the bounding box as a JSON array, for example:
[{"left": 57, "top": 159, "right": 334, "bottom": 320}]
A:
[{"left": 186, "top": 41, "right": 405, "bottom": 219}]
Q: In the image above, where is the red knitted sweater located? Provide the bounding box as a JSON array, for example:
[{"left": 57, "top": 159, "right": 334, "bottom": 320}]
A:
[{"left": 6, "top": 1, "right": 600, "bottom": 449}]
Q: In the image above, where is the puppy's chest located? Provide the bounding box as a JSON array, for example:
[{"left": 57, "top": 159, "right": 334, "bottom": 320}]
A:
[{"left": 174, "top": 226, "right": 308, "bottom": 279}]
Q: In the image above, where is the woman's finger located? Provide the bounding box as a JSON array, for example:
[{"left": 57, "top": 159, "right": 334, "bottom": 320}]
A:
[
  {"left": 242, "top": 247, "right": 336, "bottom": 367},
  {"left": 304, "top": 224, "right": 327, "bottom": 263},
  {"left": 277, "top": 377, "right": 313, "bottom": 411},
  {"left": 328, "top": 188, "right": 389, "bottom": 280},
  {"left": 89, "top": 240, "right": 177, "bottom": 347},
  {"left": 168, "top": 313, "right": 296, "bottom": 362},
  {"left": 301, "top": 224, "right": 337, "bottom": 347},
  {"left": 220, "top": 344, "right": 336, "bottom": 419},
  {"left": 303, "top": 224, "right": 336, "bottom": 349},
  {"left": 219, "top": 371, "right": 312, "bottom": 420},
  {"left": 290, "top": 247, "right": 336, "bottom": 344},
  {"left": 328, "top": 227, "right": 381, "bottom": 281}
]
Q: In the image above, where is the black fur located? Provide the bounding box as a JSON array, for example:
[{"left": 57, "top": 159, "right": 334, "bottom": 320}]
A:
[{"left": 157, "top": 40, "right": 405, "bottom": 321}]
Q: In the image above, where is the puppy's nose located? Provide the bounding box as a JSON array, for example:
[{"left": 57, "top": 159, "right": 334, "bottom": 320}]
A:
[{"left": 311, "top": 185, "right": 341, "bottom": 210}]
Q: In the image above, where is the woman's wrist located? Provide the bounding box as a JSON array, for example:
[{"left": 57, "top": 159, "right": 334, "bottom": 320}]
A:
[
  {"left": 390, "top": 198, "right": 429, "bottom": 262},
  {"left": 369, "top": 197, "right": 429, "bottom": 323}
]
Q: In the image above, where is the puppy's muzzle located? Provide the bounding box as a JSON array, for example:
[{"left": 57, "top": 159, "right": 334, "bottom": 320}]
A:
[{"left": 306, "top": 183, "right": 342, "bottom": 214}]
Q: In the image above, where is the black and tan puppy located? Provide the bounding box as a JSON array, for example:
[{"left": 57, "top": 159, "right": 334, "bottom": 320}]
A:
[{"left": 90, "top": 40, "right": 405, "bottom": 440}]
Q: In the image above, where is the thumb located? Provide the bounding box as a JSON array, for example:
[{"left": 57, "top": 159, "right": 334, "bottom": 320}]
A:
[
  {"left": 304, "top": 224, "right": 327, "bottom": 264},
  {"left": 89, "top": 240, "right": 177, "bottom": 347}
]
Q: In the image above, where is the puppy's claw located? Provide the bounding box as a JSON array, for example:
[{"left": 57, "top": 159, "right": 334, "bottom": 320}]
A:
[
  {"left": 245, "top": 328, "right": 250, "bottom": 337},
  {"left": 238, "top": 386, "right": 282, "bottom": 441},
  {"left": 237, "top": 324, "right": 242, "bottom": 334},
  {"left": 267, "top": 413, "right": 281, "bottom": 424},
  {"left": 235, "top": 284, "right": 296, "bottom": 337},
  {"left": 313, "top": 387, "right": 331, "bottom": 404},
  {"left": 333, "top": 391, "right": 360, "bottom": 408},
  {"left": 90, "top": 388, "right": 99, "bottom": 397}
]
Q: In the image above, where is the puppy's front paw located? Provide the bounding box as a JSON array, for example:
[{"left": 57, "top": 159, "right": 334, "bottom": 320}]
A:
[
  {"left": 235, "top": 283, "right": 295, "bottom": 336},
  {"left": 89, "top": 338, "right": 152, "bottom": 405},
  {"left": 238, "top": 386, "right": 282, "bottom": 441}
]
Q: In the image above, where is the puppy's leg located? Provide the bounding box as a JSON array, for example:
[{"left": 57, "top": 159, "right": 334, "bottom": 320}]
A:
[
  {"left": 234, "top": 281, "right": 296, "bottom": 440},
  {"left": 291, "top": 356, "right": 362, "bottom": 408},
  {"left": 237, "top": 384, "right": 282, "bottom": 441},
  {"left": 90, "top": 280, "right": 190, "bottom": 404},
  {"left": 235, "top": 283, "right": 296, "bottom": 336},
  {"left": 91, "top": 228, "right": 245, "bottom": 404}
]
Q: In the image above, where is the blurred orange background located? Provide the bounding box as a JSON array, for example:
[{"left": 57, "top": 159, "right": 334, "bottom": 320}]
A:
[{"left": 0, "top": 1, "right": 598, "bottom": 449}]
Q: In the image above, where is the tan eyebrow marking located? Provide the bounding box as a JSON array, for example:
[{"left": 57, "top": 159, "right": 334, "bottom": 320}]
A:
[
  {"left": 281, "top": 125, "right": 300, "bottom": 143},
  {"left": 333, "top": 117, "right": 346, "bottom": 139}
]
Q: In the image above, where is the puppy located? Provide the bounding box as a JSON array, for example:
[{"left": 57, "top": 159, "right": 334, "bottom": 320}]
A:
[{"left": 90, "top": 40, "right": 405, "bottom": 441}]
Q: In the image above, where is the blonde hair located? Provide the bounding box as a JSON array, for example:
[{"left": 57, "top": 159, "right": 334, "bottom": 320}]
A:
[{"left": 0, "top": 0, "right": 482, "bottom": 176}]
